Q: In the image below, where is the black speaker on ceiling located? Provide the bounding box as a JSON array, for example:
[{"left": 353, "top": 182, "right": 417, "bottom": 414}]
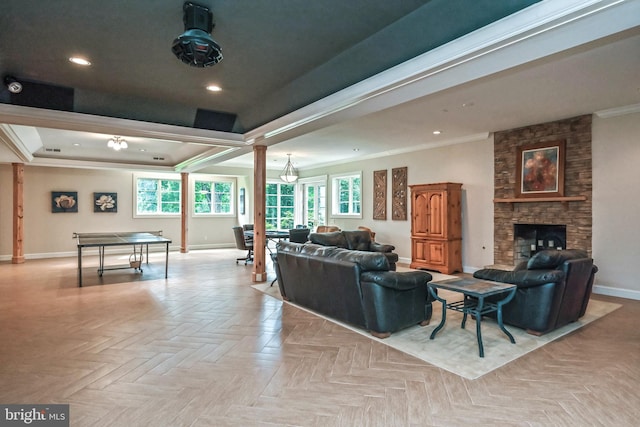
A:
[
  {"left": 194, "top": 108, "right": 236, "bottom": 132},
  {"left": 172, "top": 2, "right": 223, "bottom": 67},
  {"left": 3, "top": 78, "right": 74, "bottom": 112}
]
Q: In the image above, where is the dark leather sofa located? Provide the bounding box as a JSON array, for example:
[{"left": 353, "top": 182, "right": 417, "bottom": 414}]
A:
[
  {"left": 275, "top": 241, "right": 434, "bottom": 338},
  {"left": 473, "top": 249, "right": 597, "bottom": 336},
  {"left": 308, "top": 230, "right": 399, "bottom": 270}
]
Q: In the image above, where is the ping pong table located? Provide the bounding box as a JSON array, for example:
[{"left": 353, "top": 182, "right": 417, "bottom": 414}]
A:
[{"left": 74, "top": 231, "right": 172, "bottom": 287}]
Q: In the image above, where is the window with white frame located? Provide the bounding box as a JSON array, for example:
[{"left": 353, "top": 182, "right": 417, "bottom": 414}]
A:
[
  {"left": 331, "top": 172, "right": 362, "bottom": 217},
  {"left": 266, "top": 182, "right": 295, "bottom": 230},
  {"left": 298, "top": 176, "right": 327, "bottom": 229},
  {"left": 135, "top": 175, "right": 181, "bottom": 216},
  {"left": 193, "top": 179, "right": 234, "bottom": 215}
]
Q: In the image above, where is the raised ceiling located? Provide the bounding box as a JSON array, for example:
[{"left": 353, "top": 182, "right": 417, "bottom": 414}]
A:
[{"left": 1, "top": 0, "right": 639, "bottom": 172}]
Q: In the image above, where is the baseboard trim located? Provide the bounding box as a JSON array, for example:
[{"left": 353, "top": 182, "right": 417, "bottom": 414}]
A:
[
  {"left": 0, "top": 244, "right": 239, "bottom": 261},
  {"left": 593, "top": 285, "right": 640, "bottom": 301}
]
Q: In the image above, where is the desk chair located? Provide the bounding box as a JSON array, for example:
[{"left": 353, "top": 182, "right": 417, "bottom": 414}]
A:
[{"left": 232, "top": 226, "right": 254, "bottom": 264}]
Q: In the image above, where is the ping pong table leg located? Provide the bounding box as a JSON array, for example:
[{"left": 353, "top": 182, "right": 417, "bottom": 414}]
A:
[
  {"left": 78, "top": 246, "right": 83, "bottom": 287},
  {"left": 165, "top": 242, "right": 169, "bottom": 278},
  {"left": 98, "top": 246, "right": 105, "bottom": 276},
  {"left": 138, "top": 244, "right": 144, "bottom": 273}
]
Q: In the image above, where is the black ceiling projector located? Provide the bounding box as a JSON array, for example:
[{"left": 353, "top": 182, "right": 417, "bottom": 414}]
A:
[{"left": 172, "top": 2, "right": 223, "bottom": 67}]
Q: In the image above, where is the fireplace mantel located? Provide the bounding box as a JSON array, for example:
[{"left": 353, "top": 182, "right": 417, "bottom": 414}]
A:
[
  {"left": 494, "top": 196, "right": 587, "bottom": 210},
  {"left": 494, "top": 196, "right": 586, "bottom": 203}
]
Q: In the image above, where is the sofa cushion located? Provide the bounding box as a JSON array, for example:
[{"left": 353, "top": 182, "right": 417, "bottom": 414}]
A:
[
  {"left": 527, "top": 249, "right": 589, "bottom": 270},
  {"left": 343, "top": 230, "right": 372, "bottom": 251},
  {"left": 277, "top": 241, "right": 389, "bottom": 272},
  {"left": 308, "top": 231, "right": 347, "bottom": 248},
  {"left": 326, "top": 248, "right": 390, "bottom": 271},
  {"left": 473, "top": 268, "right": 565, "bottom": 287}
]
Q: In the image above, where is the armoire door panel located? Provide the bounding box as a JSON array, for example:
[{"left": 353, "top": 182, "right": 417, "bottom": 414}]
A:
[
  {"left": 427, "top": 191, "right": 445, "bottom": 238},
  {"left": 427, "top": 241, "right": 445, "bottom": 265},
  {"left": 413, "top": 194, "right": 429, "bottom": 235}
]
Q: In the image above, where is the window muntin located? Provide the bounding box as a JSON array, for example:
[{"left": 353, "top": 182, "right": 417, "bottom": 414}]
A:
[
  {"left": 194, "top": 180, "right": 234, "bottom": 215},
  {"left": 136, "top": 177, "right": 181, "bottom": 215},
  {"left": 266, "top": 182, "right": 295, "bottom": 230},
  {"left": 331, "top": 172, "right": 361, "bottom": 217},
  {"left": 302, "top": 180, "right": 326, "bottom": 228}
]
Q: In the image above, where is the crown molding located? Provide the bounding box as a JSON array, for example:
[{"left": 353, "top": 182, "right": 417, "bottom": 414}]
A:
[
  {"left": 595, "top": 103, "right": 640, "bottom": 118},
  {"left": 0, "top": 104, "right": 246, "bottom": 147},
  {"left": 0, "top": 124, "right": 35, "bottom": 162}
]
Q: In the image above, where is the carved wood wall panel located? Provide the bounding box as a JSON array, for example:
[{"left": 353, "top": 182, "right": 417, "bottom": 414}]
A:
[
  {"left": 373, "top": 170, "right": 387, "bottom": 220},
  {"left": 392, "top": 167, "right": 407, "bottom": 220}
]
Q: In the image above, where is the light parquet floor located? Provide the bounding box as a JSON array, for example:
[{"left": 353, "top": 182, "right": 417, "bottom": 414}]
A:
[{"left": 1, "top": 249, "right": 639, "bottom": 426}]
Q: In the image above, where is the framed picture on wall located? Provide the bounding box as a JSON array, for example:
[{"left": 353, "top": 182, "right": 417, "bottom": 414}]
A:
[
  {"left": 51, "top": 191, "right": 78, "bottom": 213},
  {"left": 515, "top": 140, "right": 565, "bottom": 198},
  {"left": 239, "top": 188, "right": 245, "bottom": 215},
  {"left": 94, "top": 192, "right": 117, "bottom": 212}
]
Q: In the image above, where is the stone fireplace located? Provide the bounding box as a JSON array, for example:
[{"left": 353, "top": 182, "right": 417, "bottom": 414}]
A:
[{"left": 492, "top": 115, "right": 593, "bottom": 266}]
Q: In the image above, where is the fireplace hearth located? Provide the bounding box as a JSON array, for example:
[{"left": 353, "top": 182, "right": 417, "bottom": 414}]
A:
[{"left": 514, "top": 224, "right": 566, "bottom": 264}]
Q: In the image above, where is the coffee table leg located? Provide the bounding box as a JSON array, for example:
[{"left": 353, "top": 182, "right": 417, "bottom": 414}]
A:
[
  {"left": 475, "top": 296, "right": 485, "bottom": 358},
  {"left": 429, "top": 286, "right": 446, "bottom": 339},
  {"left": 496, "top": 288, "right": 517, "bottom": 344}
]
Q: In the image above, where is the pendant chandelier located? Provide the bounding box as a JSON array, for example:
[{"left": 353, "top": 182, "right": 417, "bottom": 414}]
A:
[
  {"left": 279, "top": 154, "right": 298, "bottom": 183},
  {"left": 107, "top": 136, "right": 128, "bottom": 151}
]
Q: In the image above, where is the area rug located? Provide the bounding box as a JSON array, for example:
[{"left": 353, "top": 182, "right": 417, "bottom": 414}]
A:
[{"left": 252, "top": 275, "right": 621, "bottom": 380}]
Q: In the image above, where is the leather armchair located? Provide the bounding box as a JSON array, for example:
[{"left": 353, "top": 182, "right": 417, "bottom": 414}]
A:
[
  {"left": 473, "top": 249, "right": 597, "bottom": 335},
  {"left": 308, "top": 230, "right": 399, "bottom": 270}
]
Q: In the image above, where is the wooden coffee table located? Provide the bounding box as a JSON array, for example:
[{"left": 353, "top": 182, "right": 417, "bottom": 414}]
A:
[{"left": 428, "top": 277, "right": 517, "bottom": 357}]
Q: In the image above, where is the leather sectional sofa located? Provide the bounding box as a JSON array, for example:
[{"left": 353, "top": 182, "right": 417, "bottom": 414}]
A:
[
  {"left": 275, "top": 241, "right": 435, "bottom": 338},
  {"left": 308, "top": 230, "right": 399, "bottom": 270},
  {"left": 473, "top": 249, "right": 597, "bottom": 336}
]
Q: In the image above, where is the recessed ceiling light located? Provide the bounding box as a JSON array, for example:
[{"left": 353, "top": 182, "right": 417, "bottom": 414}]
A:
[
  {"left": 139, "top": 148, "right": 146, "bottom": 152},
  {"left": 353, "top": 148, "right": 359, "bottom": 152},
  {"left": 206, "top": 85, "right": 222, "bottom": 92},
  {"left": 72, "top": 143, "right": 80, "bottom": 146},
  {"left": 433, "top": 130, "right": 442, "bottom": 135},
  {"left": 69, "top": 57, "right": 91, "bottom": 66}
]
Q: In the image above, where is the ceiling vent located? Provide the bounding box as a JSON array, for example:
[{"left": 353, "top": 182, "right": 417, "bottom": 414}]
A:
[{"left": 171, "top": 2, "right": 223, "bottom": 67}]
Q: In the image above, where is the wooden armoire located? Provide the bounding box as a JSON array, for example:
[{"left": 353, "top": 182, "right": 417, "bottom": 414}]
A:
[{"left": 409, "top": 182, "right": 462, "bottom": 274}]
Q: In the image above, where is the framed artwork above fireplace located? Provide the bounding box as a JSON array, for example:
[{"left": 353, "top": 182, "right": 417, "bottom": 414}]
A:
[{"left": 515, "top": 140, "right": 565, "bottom": 198}]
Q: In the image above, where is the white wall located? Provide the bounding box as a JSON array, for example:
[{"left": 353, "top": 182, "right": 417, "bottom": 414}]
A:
[
  {"left": 304, "top": 135, "right": 495, "bottom": 272},
  {"left": 0, "top": 165, "right": 252, "bottom": 258},
  {"left": 592, "top": 112, "right": 640, "bottom": 299}
]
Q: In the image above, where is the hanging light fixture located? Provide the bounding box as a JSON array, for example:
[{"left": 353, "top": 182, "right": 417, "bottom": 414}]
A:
[
  {"left": 279, "top": 154, "right": 298, "bottom": 183},
  {"left": 107, "top": 136, "right": 128, "bottom": 151}
]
